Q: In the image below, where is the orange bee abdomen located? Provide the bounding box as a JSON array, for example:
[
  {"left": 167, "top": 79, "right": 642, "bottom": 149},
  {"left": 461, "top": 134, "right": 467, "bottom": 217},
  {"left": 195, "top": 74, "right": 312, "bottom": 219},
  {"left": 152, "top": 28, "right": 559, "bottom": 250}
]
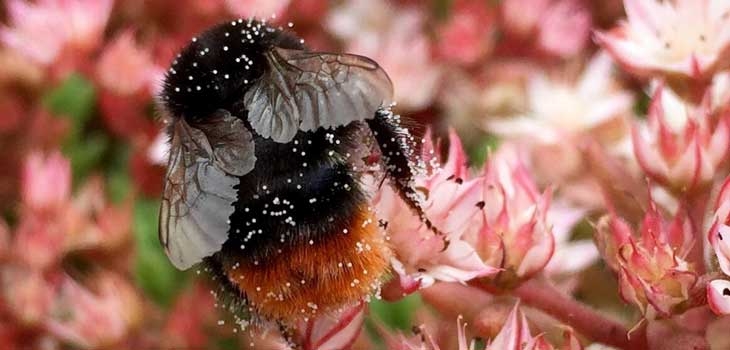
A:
[{"left": 221, "top": 207, "right": 390, "bottom": 323}]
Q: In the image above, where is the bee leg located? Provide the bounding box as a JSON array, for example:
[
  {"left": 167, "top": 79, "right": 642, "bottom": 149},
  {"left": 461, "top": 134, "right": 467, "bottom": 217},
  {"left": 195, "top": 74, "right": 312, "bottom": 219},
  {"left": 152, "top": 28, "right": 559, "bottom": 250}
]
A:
[{"left": 366, "top": 108, "right": 443, "bottom": 236}]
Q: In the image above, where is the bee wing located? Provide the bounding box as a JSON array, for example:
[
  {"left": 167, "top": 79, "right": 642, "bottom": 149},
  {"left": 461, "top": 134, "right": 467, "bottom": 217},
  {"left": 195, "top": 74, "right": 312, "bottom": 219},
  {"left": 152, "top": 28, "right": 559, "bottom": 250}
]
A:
[
  {"left": 159, "top": 110, "right": 255, "bottom": 270},
  {"left": 244, "top": 47, "right": 394, "bottom": 143}
]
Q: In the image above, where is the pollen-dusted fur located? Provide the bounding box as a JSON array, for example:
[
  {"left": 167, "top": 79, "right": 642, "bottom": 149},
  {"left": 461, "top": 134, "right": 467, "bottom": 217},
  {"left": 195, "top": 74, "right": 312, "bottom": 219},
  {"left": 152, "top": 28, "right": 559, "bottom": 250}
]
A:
[
  {"left": 158, "top": 17, "right": 429, "bottom": 329},
  {"left": 222, "top": 207, "right": 390, "bottom": 321}
]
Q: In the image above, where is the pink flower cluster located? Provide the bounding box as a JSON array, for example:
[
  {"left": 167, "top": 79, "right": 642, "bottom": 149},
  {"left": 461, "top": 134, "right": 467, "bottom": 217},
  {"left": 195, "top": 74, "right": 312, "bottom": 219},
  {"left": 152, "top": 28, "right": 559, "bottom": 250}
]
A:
[
  {"left": 1, "top": 152, "right": 140, "bottom": 348},
  {"left": 377, "top": 132, "right": 556, "bottom": 291}
]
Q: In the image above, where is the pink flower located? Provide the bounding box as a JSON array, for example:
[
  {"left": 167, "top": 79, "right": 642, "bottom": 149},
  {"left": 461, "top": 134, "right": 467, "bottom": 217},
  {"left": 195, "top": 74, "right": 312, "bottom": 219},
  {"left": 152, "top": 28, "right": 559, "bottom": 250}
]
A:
[
  {"left": 16, "top": 153, "right": 132, "bottom": 266},
  {"left": 487, "top": 52, "right": 633, "bottom": 146},
  {"left": 21, "top": 151, "right": 71, "bottom": 213},
  {"left": 707, "top": 279, "right": 730, "bottom": 315},
  {"left": 632, "top": 85, "right": 730, "bottom": 194},
  {"left": 435, "top": 0, "right": 496, "bottom": 66},
  {"left": 543, "top": 205, "right": 597, "bottom": 280},
  {"left": 96, "top": 31, "right": 160, "bottom": 96},
  {"left": 224, "top": 0, "right": 291, "bottom": 18},
  {"left": 377, "top": 131, "right": 556, "bottom": 290},
  {"left": 535, "top": 0, "right": 592, "bottom": 58},
  {"left": 470, "top": 145, "right": 555, "bottom": 286},
  {"left": 478, "top": 303, "right": 582, "bottom": 350},
  {"left": 708, "top": 175, "right": 730, "bottom": 276},
  {"left": 501, "top": 0, "right": 550, "bottom": 39},
  {"left": 13, "top": 215, "right": 65, "bottom": 268},
  {"left": 95, "top": 31, "right": 162, "bottom": 141},
  {"left": 1, "top": 0, "right": 113, "bottom": 66},
  {"left": 1, "top": 266, "right": 54, "bottom": 326},
  {"left": 44, "top": 272, "right": 142, "bottom": 348},
  {"left": 596, "top": 0, "right": 730, "bottom": 98},
  {"left": 501, "top": 0, "right": 591, "bottom": 58},
  {"left": 162, "top": 283, "right": 216, "bottom": 350},
  {"left": 596, "top": 200, "right": 697, "bottom": 318},
  {"left": 1, "top": 0, "right": 66, "bottom": 65},
  {"left": 327, "top": 1, "right": 442, "bottom": 110},
  {"left": 375, "top": 130, "right": 499, "bottom": 289},
  {"left": 293, "top": 303, "right": 365, "bottom": 350}
]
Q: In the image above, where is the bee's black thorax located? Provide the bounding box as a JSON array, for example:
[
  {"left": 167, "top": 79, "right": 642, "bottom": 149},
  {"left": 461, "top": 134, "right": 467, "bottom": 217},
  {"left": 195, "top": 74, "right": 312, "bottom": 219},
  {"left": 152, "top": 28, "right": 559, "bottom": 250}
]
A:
[
  {"left": 218, "top": 123, "right": 371, "bottom": 265},
  {"left": 160, "top": 19, "right": 304, "bottom": 121}
]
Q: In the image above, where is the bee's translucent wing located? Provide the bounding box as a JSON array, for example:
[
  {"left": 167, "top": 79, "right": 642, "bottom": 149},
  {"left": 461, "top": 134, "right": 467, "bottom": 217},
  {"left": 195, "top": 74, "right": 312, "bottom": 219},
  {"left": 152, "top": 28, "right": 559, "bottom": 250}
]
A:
[
  {"left": 244, "top": 47, "right": 394, "bottom": 143},
  {"left": 159, "top": 110, "right": 255, "bottom": 270}
]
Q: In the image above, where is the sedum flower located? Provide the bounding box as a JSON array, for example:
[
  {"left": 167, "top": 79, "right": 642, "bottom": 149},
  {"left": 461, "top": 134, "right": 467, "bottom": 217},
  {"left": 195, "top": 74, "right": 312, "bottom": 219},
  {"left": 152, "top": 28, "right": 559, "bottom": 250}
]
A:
[
  {"left": 596, "top": 0, "right": 730, "bottom": 100},
  {"left": 379, "top": 303, "right": 581, "bottom": 350},
  {"left": 377, "top": 131, "right": 556, "bottom": 290},
  {"left": 469, "top": 145, "right": 555, "bottom": 287},
  {"left": 0, "top": 0, "right": 113, "bottom": 67},
  {"left": 327, "top": 0, "right": 442, "bottom": 110},
  {"left": 224, "top": 0, "right": 291, "bottom": 18},
  {"left": 161, "top": 283, "right": 216, "bottom": 350},
  {"left": 487, "top": 52, "right": 633, "bottom": 147},
  {"left": 96, "top": 31, "right": 160, "bottom": 97},
  {"left": 632, "top": 85, "right": 730, "bottom": 194},
  {"left": 595, "top": 200, "right": 697, "bottom": 318},
  {"left": 543, "top": 205, "right": 598, "bottom": 286},
  {"left": 376, "top": 130, "right": 499, "bottom": 290},
  {"left": 435, "top": 0, "right": 497, "bottom": 66},
  {"left": 500, "top": 0, "right": 592, "bottom": 58},
  {"left": 21, "top": 151, "right": 71, "bottom": 213},
  {"left": 293, "top": 303, "right": 366, "bottom": 350},
  {"left": 467, "top": 303, "right": 582, "bottom": 350},
  {"left": 708, "top": 176, "right": 730, "bottom": 276},
  {"left": 533, "top": 0, "right": 592, "bottom": 58},
  {"left": 44, "top": 272, "right": 142, "bottom": 349},
  {"left": 707, "top": 279, "right": 730, "bottom": 315}
]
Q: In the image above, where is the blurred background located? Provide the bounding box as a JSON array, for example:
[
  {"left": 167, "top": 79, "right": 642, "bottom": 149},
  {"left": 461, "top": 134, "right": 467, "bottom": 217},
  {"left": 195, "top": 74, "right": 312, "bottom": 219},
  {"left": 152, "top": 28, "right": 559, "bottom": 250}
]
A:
[{"left": 0, "top": 0, "right": 641, "bottom": 349}]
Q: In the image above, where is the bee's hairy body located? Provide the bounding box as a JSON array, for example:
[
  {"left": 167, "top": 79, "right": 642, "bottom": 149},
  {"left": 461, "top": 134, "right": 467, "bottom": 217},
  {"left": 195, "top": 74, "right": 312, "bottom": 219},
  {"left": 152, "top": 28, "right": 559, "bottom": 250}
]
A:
[
  {"left": 160, "top": 20, "right": 395, "bottom": 324},
  {"left": 214, "top": 124, "right": 390, "bottom": 321}
]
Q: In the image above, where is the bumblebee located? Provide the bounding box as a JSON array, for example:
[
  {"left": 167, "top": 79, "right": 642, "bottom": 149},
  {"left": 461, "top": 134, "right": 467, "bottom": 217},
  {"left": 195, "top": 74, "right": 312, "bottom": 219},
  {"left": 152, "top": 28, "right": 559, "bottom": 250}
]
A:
[{"left": 157, "top": 19, "right": 432, "bottom": 325}]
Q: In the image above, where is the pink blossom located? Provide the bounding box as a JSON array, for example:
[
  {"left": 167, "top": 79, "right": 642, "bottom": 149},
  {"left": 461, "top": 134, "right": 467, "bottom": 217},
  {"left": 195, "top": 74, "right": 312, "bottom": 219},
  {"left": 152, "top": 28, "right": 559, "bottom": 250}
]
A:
[
  {"left": 327, "top": 1, "right": 442, "bottom": 110},
  {"left": 161, "top": 283, "right": 216, "bottom": 350},
  {"left": 487, "top": 52, "right": 633, "bottom": 146},
  {"left": 1, "top": 0, "right": 66, "bottom": 65},
  {"left": 632, "top": 85, "right": 730, "bottom": 194},
  {"left": 435, "top": 0, "right": 496, "bottom": 66},
  {"left": 224, "top": 0, "right": 291, "bottom": 19},
  {"left": 501, "top": 0, "right": 591, "bottom": 58},
  {"left": 44, "top": 272, "right": 142, "bottom": 348},
  {"left": 543, "top": 205, "right": 597, "bottom": 279},
  {"left": 501, "top": 0, "right": 551, "bottom": 39},
  {"left": 13, "top": 215, "right": 65, "bottom": 268},
  {"left": 707, "top": 279, "right": 730, "bottom": 315},
  {"left": 597, "top": 200, "right": 697, "bottom": 318},
  {"left": 471, "top": 145, "right": 556, "bottom": 286},
  {"left": 21, "top": 151, "right": 71, "bottom": 213},
  {"left": 1, "top": 266, "right": 55, "bottom": 326},
  {"left": 293, "top": 303, "right": 365, "bottom": 350},
  {"left": 64, "top": 177, "right": 132, "bottom": 253},
  {"left": 596, "top": 0, "right": 730, "bottom": 95},
  {"left": 16, "top": 153, "right": 132, "bottom": 266},
  {"left": 377, "top": 131, "right": 557, "bottom": 289},
  {"left": 477, "top": 303, "right": 582, "bottom": 350},
  {"left": 375, "top": 130, "right": 498, "bottom": 289},
  {"left": 708, "top": 175, "right": 730, "bottom": 276},
  {"left": 536, "top": 0, "right": 592, "bottom": 58},
  {"left": 1, "top": 0, "right": 113, "bottom": 66},
  {"left": 96, "top": 31, "right": 160, "bottom": 96},
  {"left": 483, "top": 303, "right": 533, "bottom": 350}
]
